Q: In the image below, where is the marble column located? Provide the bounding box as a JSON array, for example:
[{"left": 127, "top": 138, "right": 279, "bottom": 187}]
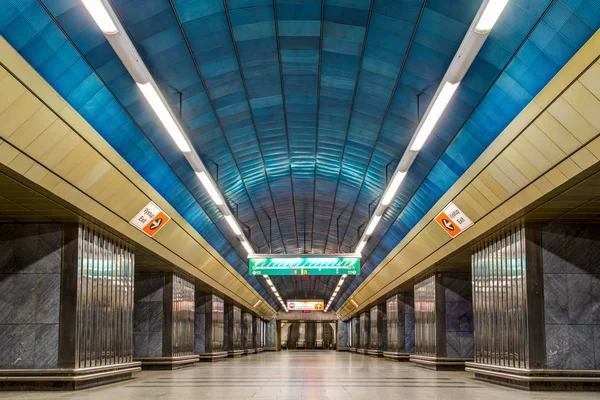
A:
[
  {"left": 367, "top": 304, "right": 386, "bottom": 356},
  {"left": 0, "top": 223, "right": 141, "bottom": 390},
  {"left": 337, "top": 320, "right": 350, "bottom": 351},
  {"left": 280, "top": 322, "right": 291, "bottom": 350},
  {"left": 194, "top": 294, "right": 227, "bottom": 361},
  {"left": 357, "top": 312, "right": 370, "bottom": 354},
  {"left": 265, "top": 318, "right": 277, "bottom": 351},
  {"left": 466, "top": 222, "right": 600, "bottom": 390},
  {"left": 297, "top": 322, "right": 307, "bottom": 349},
  {"left": 384, "top": 293, "right": 415, "bottom": 361},
  {"left": 350, "top": 316, "right": 360, "bottom": 352},
  {"left": 134, "top": 272, "right": 197, "bottom": 369},
  {"left": 225, "top": 305, "right": 243, "bottom": 357},
  {"left": 242, "top": 311, "right": 255, "bottom": 354},
  {"left": 410, "top": 272, "right": 474, "bottom": 370},
  {"left": 253, "top": 315, "right": 263, "bottom": 353},
  {"left": 315, "top": 322, "right": 324, "bottom": 348}
]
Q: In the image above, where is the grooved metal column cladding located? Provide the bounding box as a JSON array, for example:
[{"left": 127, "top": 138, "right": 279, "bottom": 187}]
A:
[
  {"left": 0, "top": 0, "right": 598, "bottom": 308},
  {"left": 171, "top": 274, "right": 195, "bottom": 357},
  {"left": 472, "top": 224, "right": 529, "bottom": 368},
  {"left": 76, "top": 224, "right": 134, "bottom": 368},
  {"left": 414, "top": 275, "right": 437, "bottom": 357}
]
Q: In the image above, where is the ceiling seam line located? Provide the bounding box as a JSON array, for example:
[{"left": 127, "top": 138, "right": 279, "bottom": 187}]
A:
[
  {"left": 33, "top": 0, "right": 273, "bottom": 297},
  {"left": 221, "top": 0, "right": 290, "bottom": 255},
  {"left": 340, "top": 0, "right": 559, "bottom": 297},
  {"left": 321, "top": 0, "right": 375, "bottom": 253},
  {"left": 272, "top": 0, "right": 301, "bottom": 251},
  {"left": 164, "top": 0, "right": 273, "bottom": 252},
  {"left": 309, "top": 0, "right": 326, "bottom": 255},
  {"left": 336, "top": 0, "right": 428, "bottom": 250},
  {"left": 335, "top": 0, "right": 575, "bottom": 310}
]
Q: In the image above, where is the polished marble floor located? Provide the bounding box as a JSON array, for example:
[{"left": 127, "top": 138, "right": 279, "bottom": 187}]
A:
[{"left": 4, "top": 351, "right": 598, "bottom": 399}]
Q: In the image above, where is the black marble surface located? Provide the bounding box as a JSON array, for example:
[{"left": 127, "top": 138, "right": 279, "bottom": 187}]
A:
[
  {"left": 443, "top": 273, "right": 474, "bottom": 358},
  {"left": 133, "top": 273, "right": 164, "bottom": 358},
  {"left": 542, "top": 223, "right": 600, "bottom": 370},
  {"left": 0, "top": 224, "right": 61, "bottom": 369}
]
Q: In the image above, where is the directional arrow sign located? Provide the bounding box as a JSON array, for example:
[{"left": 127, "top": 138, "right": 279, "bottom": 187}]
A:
[
  {"left": 129, "top": 201, "right": 171, "bottom": 238},
  {"left": 435, "top": 201, "right": 473, "bottom": 238}
]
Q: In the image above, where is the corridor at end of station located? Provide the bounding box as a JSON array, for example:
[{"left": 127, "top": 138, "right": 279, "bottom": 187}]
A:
[{"left": 0, "top": 0, "right": 599, "bottom": 397}]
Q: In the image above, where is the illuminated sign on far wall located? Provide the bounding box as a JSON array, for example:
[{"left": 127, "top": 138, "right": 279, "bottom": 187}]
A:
[
  {"left": 287, "top": 300, "right": 325, "bottom": 311},
  {"left": 249, "top": 255, "right": 360, "bottom": 276}
]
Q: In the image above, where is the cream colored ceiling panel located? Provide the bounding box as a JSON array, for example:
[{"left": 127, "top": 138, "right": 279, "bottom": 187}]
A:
[
  {"left": 548, "top": 97, "right": 596, "bottom": 144},
  {"left": 0, "top": 92, "right": 42, "bottom": 139},
  {"left": 24, "top": 119, "right": 71, "bottom": 160},
  {"left": 580, "top": 62, "right": 600, "bottom": 98},
  {"left": 6, "top": 106, "right": 56, "bottom": 149},
  {"left": 562, "top": 81, "right": 600, "bottom": 131}
]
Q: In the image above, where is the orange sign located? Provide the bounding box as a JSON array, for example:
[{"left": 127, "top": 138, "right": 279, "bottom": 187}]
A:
[
  {"left": 435, "top": 211, "right": 462, "bottom": 237},
  {"left": 435, "top": 202, "right": 473, "bottom": 238},
  {"left": 130, "top": 202, "right": 171, "bottom": 237}
]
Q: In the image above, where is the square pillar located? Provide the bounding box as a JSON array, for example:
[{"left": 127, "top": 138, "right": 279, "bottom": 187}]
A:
[
  {"left": 350, "top": 316, "right": 360, "bottom": 352},
  {"left": 384, "top": 293, "right": 415, "bottom": 361},
  {"left": 242, "top": 311, "right": 255, "bottom": 354},
  {"left": 466, "top": 222, "right": 600, "bottom": 390},
  {"left": 0, "top": 224, "right": 140, "bottom": 390},
  {"left": 357, "top": 312, "right": 370, "bottom": 354},
  {"left": 264, "top": 318, "right": 277, "bottom": 351},
  {"left": 253, "top": 315, "right": 263, "bottom": 353},
  {"left": 367, "top": 305, "right": 386, "bottom": 356},
  {"left": 410, "top": 272, "right": 474, "bottom": 370},
  {"left": 134, "top": 272, "right": 197, "bottom": 369},
  {"left": 225, "top": 305, "right": 243, "bottom": 357},
  {"left": 195, "top": 294, "right": 227, "bottom": 361},
  {"left": 337, "top": 320, "right": 350, "bottom": 351}
]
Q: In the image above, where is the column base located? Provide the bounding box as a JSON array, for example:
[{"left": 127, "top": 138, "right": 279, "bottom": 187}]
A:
[
  {"left": 244, "top": 348, "right": 256, "bottom": 355},
  {"left": 367, "top": 349, "right": 384, "bottom": 357},
  {"left": 383, "top": 351, "right": 412, "bottom": 361},
  {"left": 256, "top": 348, "right": 264, "bottom": 353},
  {"left": 197, "top": 352, "right": 228, "bottom": 362},
  {"left": 135, "top": 355, "right": 198, "bottom": 370},
  {"left": 0, "top": 362, "right": 141, "bottom": 391},
  {"left": 409, "top": 355, "right": 471, "bottom": 371},
  {"left": 263, "top": 347, "right": 277, "bottom": 352},
  {"left": 228, "top": 349, "right": 245, "bottom": 357},
  {"left": 349, "top": 348, "right": 357, "bottom": 353},
  {"left": 337, "top": 347, "right": 351, "bottom": 352},
  {"left": 466, "top": 362, "right": 600, "bottom": 391},
  {"left": 356, "top": 348, "right": 367, "bottom": 354}
]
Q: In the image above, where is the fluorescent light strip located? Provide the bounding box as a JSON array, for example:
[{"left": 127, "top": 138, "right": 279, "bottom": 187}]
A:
[
  {"left": 355, "top": 240, "right": 366, "bottom": 255},
  {"left": 224, "top": 215, "right": 242, "bottom": 235},
  {"left": 195, "top": 171, "right": 224, "bottom": 205},
  {"left": 365, "top": 215, "right": 382, "bottom": 236},
  {"left": 137, "top": 83, "right": 191, "bottom": 153},
  {"left": 410, "top": 81, "right": 460, "bottom": 151},
  {"left": 476, "top": 0, "right": 509, "bottom": 33},
  {"left": 241, "top": 240, "right": 253, "bottom": 255},
  {"left": 382, "top": 171, "right": 407, "bottom": 206},
  {"left": 82, "top": 0, "right": 118, "bottom": 34}
]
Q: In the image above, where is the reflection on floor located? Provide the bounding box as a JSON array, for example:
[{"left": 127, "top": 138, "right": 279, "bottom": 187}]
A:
[{"left": 4, "top": 352, "right": 599, "bottom": 399}]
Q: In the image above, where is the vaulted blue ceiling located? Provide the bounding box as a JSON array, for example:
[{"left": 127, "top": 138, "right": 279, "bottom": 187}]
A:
[{"left": 1, "top": 0, "right": 598, "bottom": 310}]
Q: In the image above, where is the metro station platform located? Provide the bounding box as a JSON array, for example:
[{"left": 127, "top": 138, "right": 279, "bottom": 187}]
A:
[
  {"left": 0, "top": 0, "right": 599, "bottom": 396},
  {"left": 2, "top": 352, "right": 600, "bottom": 400}
]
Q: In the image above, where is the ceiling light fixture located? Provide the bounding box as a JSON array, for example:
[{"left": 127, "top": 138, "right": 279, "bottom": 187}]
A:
[
  {"left": 81, "top": 0, "right": 118, "bottom": 34},
  {"left": 365, "top": 215, "right": 382, "bottom": 236},
  {"left": 224, "top": 215, "right": 242, "bottom": 235},
  {"left": 381, "top": 171, "right": 407, "bottom": 206},
  {"left": 476, "top": 0, "right": 509, "bottom": 33},
  {"left": 195, "top": 171, "right": 224, "bottom": 205},
  {"left": 410, "top": 81, "right": 460, "bottom": 151},
  {"left": 137, "top": 82, "right": 191, "bottom": 153}
]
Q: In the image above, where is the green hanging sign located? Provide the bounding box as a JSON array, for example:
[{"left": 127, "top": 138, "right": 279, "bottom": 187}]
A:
[{"left": 248, "top": 256, "right": 360, "bottom": 276}]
